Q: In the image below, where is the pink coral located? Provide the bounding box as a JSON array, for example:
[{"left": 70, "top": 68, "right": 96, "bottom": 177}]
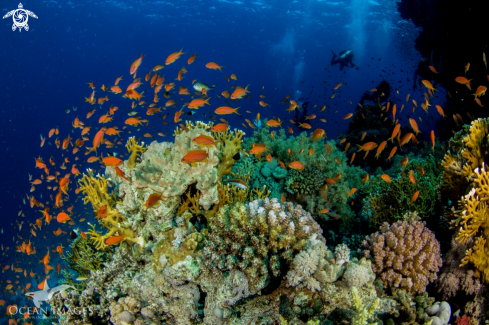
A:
[
  {"left": 363, "top": 220, "right": 443, "bottom": 294},
  {"left": 436, "top": 236, "right": 481, "bottom": 299},
  {"left": 455, "top": 315, "right": 471, "bottom": 325}
]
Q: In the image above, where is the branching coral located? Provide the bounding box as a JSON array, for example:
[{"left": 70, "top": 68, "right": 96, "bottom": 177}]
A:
[
  {"left": 456, "top": 163, "right": 489, "bottom": 282},
  {"left": 78, "top": 172, "right": 139, "bottom": 250},
  {"left": 441, "top": 118, "right": 489, "bottom": 229},
  {"left": 125, "top": 136, "right": 147, "bottom": 169},
  {"left": 213, "top": 127, "right": 245, "bottom": 180},
  {"left": 363, "top": 220, "right": 443, "bottom": 294}
]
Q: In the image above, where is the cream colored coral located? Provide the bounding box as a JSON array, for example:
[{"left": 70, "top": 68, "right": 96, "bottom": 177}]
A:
[{"left": 132, "top": 124, "right": 220, "bottom": 210}]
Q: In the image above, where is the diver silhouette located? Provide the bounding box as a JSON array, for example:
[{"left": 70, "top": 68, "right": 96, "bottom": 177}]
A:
[
  {"left": 294, "top": 101, "right": 309, "bottom": 128},
  {"left": 331, "top": 49, "right": 358, "bottom": 71},
  {"left": 358, "top": 80, "right": 391, "bottom": 108}
]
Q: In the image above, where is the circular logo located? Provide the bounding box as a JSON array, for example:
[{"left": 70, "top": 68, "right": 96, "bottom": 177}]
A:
[{"left": 13, "top": 9, "right": 28, "bottom": 28}]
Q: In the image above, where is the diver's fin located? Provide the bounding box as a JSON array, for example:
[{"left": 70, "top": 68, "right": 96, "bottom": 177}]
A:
[{"left": 331, "top": 50, "right": 337, "bottom": 58}]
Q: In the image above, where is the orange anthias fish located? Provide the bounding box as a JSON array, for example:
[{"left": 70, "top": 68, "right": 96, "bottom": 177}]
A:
[
  {"left": 431, "top": 130, "right": 435, "bottom": 153},
  {"left": 266, "top": 119, "right": 282, "bottom": 128},
  {"left": 311, "top": 129, "right": 325, "bottom": 142},
  {"left": 421, "top": 80, "right": 436, "bottom": 92},
  {"left": 435, "top": 105, "right": 446, "bottom": 118},
  {"left": 192, "top": 135, "right": 218, "bottom": 148},
  {"left": 130, "top": 53, "right": 145, "bottom": 75},
  {"left": 381, "top": 174, "right": 392, "bottom": 183},
  {"left": 230, "top": 85, "right": 250, "bottom": 99},
  {"left": 249, "top": 144, "right": 268, "bottom": 156},
  {"left": 105, "top": 234, "right": 127, "bottom": 245},
  {"left": 343, "top": 113, "right": 353, "bottom": 120},
  {"left": 357, "top": 142, "right": 378, "bottom": 152},
  {"left": 56, "top": 212, "right": 71, "bottom": 223},
  {"left": 473, "top": 85, "right": 487, "bottom": 98},
  {"left": 115, "top": 166, "right": 131, "bottom": 182},
  {"left": 409, "top": 170, "right": 417, "bottom": 185},
  {"left": 399, "top": 133, "right": 414, "bottom": 147},
  {"left": 211, "top": 123, "right": 229, "bottom": 133},
  {"left": 187, "top": 52, "right": 199, "bottom": 65},
  {"left": 215, "top": 106, "right": 241, "bottom": 115},
  {"left": 411, "top": 191, "right": 419, "bottom": 203},
  {"left": 165, "top": 48, "right": 185, "bottom": 65},
  {"left": 188, "top": 98, "right": 210, "bottom": 109},
  {"left": 102, "top": 156, "right": 123, "bottom": 167},
  {"left": 89, "top": 128, "right": 105, "bottom": 155},
  {"left": 387, "top": 146, "right": 397, "bottom": 161},
  {"left": 205, "top": 62, "right": 224, "bottom": 71},
  {"left": 288, "top": 161, "right": 305, "bottom": 171},
  {"left": 374, "top": 141, "right": 387, "bottom": 159},
  {"left": 409, "top": 118, "right": 421, "bottom": 135},
  {"left": 125, "top": 118, "right": 143, "bottom": 126},
  {"left": 146, "top": 193, "right": 163, "bottom": 208},
  {"left": 181, "top": 150, "right": 209, "bottom": 165}
]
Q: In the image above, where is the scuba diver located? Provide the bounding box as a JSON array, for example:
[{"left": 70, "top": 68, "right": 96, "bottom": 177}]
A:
[
  {"left": 330, "top": 49, "right": 359, "bottom": 71},
  {"left": 293, "top": 101, "right": 310, "bottom": 128},
  {"left": 358, "top": 80, "right": 391, "bottom": 108}
]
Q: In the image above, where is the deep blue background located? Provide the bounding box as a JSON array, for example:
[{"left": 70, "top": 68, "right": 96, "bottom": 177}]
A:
[{"left": 0, "top": 0, "right": 442, "bottom": 317}]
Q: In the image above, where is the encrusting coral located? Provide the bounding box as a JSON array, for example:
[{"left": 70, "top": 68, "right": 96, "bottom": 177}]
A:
[{"left": 362, "top": 219, "right": 443, "bottom": 294}]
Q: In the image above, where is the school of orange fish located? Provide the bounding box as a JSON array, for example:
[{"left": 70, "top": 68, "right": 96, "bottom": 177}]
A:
[{"left": 0, "top": 49, "right": 487, "bottom": 319}]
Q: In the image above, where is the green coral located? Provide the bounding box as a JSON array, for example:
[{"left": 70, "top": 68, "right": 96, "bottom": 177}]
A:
[
  {"left": 362, "top": 156, "right": 442, "bottom": 228},
  {"left": 61, "top": 235, "right": 111, "bottom": 290},
  {"left": 242, "top": 125, "right": 363, "bottom": 225},
  {"left": 285, "top": 165, "right": 323, "bottom": 198}
]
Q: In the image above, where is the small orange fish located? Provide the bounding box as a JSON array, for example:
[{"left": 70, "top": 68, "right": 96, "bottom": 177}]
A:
[
  {"left": 347, "top": 188, "right": 357, "bottom": 197},
  {"left": 387, "top": 146, "right": 397, "bottom": 161},
  {"left": 411, "top": 191, "right": 419, "bottom": 203},
  {"left": 192, "top": 135, "right": 218, "bottom": 148},
  {"left": 409, "top": 170, "right": 416, "bottom": 185},
  {"left": 56, "top": 212, "right": 71, "bottom": 223},
  {"left": 375, "top": 141, "right": 387, "bottom": 159},
  {"left": 288, "top": 161, "right": 305, "bottom": 171},
  {"left": 214, "top": 106, "right": 240, "bottom": 115},
  {"left": 205, "top": 62, "right": 224, "bottom": 71},
  {"left": 409, "top": 118, "right": 421, "bottom": 135},
  {"left": 105, "top": 234, "right": 127, "bottom": 245},
  {"left": 431, "top": 130, "right": 435, "bottom": 153},
  {"left": 146, "top": 193, "right": 163, "bottom": 208},
  {"left": 249, "top": 144, "right": 268, "bottom": 156},
  {"left": 211, "top": 123, "right": 229, "bottom": 133},
  {"left": 181, "top": 150, "right": 208, "bottom": 164},
  {"left": 130, "top": 53, "right": 145, "bottom": 75},
  {"left": 343, "top": 113, "right": 353, "bottom": 120},
  {"left": 102, "top": 156, "right": 123, "bottom": 167},
  {"left": 166, "top": 48, "right": 185, "bottom": 65},
  {"left": 381, "top": 174, "right": 392, "bottom": 183}
]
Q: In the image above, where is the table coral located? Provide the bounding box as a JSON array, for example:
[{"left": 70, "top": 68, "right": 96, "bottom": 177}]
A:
[{"left": 362, "top": 219, "right": 443, "bottom": 294}]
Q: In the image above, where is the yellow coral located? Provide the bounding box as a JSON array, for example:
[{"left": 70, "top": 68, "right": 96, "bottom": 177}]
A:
[
  {"left": 79, "top": 173, "right": 140, "bottom": 250},
  {"left": 456, "top": 164, "right": 489, "bottom": 282},
  {"left": 351, "top": 286, "right": 379, "bottom": 325},
  {"left": 125, "top": 136, "right": 147, "bottom": 169},
  {"left": 213, "top": 128, "right": 245, "bottom": 180},
  {"left": 461, "top": 118, "right": 489, "bottom": 174}
]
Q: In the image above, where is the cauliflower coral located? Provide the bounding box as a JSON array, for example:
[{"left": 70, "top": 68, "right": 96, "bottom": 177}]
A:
[{"left": 363, "top": 220, "right": 443, "bottom": 294}]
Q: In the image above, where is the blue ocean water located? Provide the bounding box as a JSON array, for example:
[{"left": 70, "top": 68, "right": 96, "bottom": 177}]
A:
[{"left": 0, "top": 0, "right": 447, "bottom": 321}]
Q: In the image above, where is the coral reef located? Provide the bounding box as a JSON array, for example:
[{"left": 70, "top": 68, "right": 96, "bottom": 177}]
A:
[
  {"left": 131, "top": 122, "right": 220, "bottom": 210},
  {"left": 455, "top": 163, "right": 489, "bottom": 283},
  {"left": 362, "top": 219, "right": 443, "bottom": 294},
  {"left": 362, "top": 156, "right": 441, "bottom": 228}
]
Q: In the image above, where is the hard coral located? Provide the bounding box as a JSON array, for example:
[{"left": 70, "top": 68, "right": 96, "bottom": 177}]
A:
[
  {"left": 203, "top": 198, "right": 323, "bottom": 293},
  {"left": 132, "top": 121, "right": 220, "bottom": 210},
  {"left": 363, "top": 220, "right": 443, "bottom": 294}
]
